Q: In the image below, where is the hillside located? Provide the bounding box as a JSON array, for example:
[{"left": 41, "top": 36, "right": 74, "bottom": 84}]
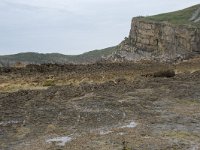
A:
[
  {"left": 0, "top": 46, "right": 116, "bottom": 67},
  {"left": 146, "top": 4, "right": 200, "bottom": 26}
]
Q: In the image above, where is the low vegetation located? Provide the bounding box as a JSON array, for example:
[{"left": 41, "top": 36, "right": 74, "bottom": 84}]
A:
[
  {"left": 153, "top": 69, "right": 175, "bottom": 78},
  {"left": 145, "top": 4, "right": 200, "bottom": 27},
  {"left": 0, "top": 46, "right": 117, "bottom": 66},
  {"left": 1, "top": 60, "right": 200, "bottom": 149},
  {"left": 43, "top": 79, "right": 56, "bottom": 87}
]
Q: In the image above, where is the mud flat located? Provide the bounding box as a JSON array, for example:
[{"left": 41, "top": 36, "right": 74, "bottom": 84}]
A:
[{"left": 1, "top": 61, "right": 200, "bottom": 150}]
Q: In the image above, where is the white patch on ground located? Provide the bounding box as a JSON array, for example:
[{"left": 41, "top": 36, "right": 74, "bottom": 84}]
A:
[
  {"left": 190, "top": 145, "right": 199, "bottom": 150},
  {"left": 0, "top": 120, "right": 20, "bottom": 126},
  {"left": 46, "top": 136, "right": 72, "bottom": 146},
  {"left": 121, "top": 121, "right": 137, "bottom": 128},
  {"left": 123, "top": 112, "right": 126, "bottom": 118},
  {"left": 98, "top": 121, "right": 137, "bottom": 136},
  {"left": 99, "top": 130, "right": 112, "bottom": 135},
  {"left": 117, "top": 132, "right": 125, "bottom": 135}
]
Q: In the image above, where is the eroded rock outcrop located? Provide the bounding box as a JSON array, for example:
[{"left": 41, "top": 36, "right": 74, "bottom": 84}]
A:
[
  {"left": 190, "top": 7, "right": 200, "bottom": 23},
  {"left": 130, "top": 18, "right": 199, "bottom": 53},
  {"left": 108, "top": 7, "right": 200, "bottom": 62}
]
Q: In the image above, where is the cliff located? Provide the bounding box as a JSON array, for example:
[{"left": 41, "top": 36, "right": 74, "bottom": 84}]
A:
[{"left": 109, "top": 4, "right": 200, "bottom": 62}]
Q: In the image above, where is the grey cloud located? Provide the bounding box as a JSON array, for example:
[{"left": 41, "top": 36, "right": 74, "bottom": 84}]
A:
[{"left": 2, "top": 0, "right": 44, "bottom": 11}]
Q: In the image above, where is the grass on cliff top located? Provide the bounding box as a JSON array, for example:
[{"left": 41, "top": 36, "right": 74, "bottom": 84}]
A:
[{"left": 145, "top": 4, "right": 200, "bottom": 27}]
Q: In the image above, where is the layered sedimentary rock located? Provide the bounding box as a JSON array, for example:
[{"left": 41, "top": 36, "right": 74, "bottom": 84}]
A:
[{"left": 130, "top": 18, "right": 200, "bottom": 53}]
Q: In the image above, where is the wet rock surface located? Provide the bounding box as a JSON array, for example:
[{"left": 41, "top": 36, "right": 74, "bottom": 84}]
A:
[{"left": 1, "top": 62, "right": 200, "bottom": 149}]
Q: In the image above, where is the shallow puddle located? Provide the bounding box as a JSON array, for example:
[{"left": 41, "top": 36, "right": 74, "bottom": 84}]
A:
[
  {"left": 0, "top": 120, "right": 20, "bottom": 126},
  {"left": 99, "top": 130, "right": 113, "bottom": 135},
  {"left": 121, "top": 121, "right": 137, "bottom": 128},
  {"left": 46, "top": 136, "right": 72, "bottom": 146}
]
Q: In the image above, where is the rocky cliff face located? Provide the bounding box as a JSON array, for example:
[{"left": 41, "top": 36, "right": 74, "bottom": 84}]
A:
[
  {"left": 108, "top": 6, "right": 200, "bottom": 62},
  {"left": 130, "top": 18, "right": 200, "bottom": 53}
]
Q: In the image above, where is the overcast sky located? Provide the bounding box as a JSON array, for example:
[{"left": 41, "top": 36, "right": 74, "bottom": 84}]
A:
[{"left": 0, "top": 0, "right": 199, "bottom": 55}]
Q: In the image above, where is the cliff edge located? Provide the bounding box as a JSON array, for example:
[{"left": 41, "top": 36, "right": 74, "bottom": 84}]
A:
[{"left": 108, "top": 4, "right": 200, "bottom": 62}]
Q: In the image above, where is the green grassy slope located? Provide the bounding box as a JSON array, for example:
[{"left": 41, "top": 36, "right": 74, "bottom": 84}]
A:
[
  {"left": 0, "top": 52, "right": 73, "bottom": 64},
  {"left": 0, "top": 46, "right": 117, "bottom": 66},
  {"left": 145, "top": 4, "right": 200, "bottom": 27},
  {"left": 75, "top": 46, "right": 117, "bottom": 63}
]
